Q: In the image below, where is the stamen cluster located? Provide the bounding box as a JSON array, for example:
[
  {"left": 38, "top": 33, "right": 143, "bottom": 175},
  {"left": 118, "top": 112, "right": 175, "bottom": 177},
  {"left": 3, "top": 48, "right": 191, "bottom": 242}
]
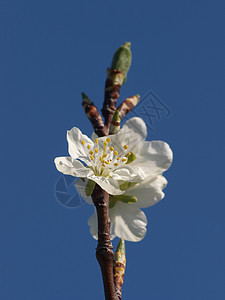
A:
[{"left": 81, "top": 137, "right": 131, "bottom": 176}]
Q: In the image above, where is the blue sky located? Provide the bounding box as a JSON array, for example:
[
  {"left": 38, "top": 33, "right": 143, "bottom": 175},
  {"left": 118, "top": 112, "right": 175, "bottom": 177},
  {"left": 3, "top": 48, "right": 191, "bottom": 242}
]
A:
[{"left": 1, "top": 0, "right": 224, "bottom": 299}]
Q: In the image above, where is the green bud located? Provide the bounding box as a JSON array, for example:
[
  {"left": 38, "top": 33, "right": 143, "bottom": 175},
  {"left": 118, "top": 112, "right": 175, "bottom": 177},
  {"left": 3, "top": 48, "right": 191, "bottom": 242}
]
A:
[
  {"left": 126, "top": 152, "right": 136, "bottom": 164},
  {"left": 81, "top": 92, "right": 91, "bottom": 104},
  {"left": 111, "top": 42, "right": 132, "bottom": 84},
  {"left": 112, "top": 110, "right": 120, "bottom": 122},
  {"left": 109, "top": 110, "right": 121, "bottom": 134},
  {"left": 85, "top": 179, "right": 96, "bottom": 196},
  {"left": 114, "top": 238, "right": 125, "bottom": 264}
]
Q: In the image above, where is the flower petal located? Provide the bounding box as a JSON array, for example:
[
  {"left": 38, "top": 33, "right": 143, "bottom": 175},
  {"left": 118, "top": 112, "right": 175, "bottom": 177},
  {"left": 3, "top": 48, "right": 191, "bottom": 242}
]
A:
[
  {"left": 109, "top": 202, "right": 147, "bottom": 242},
  {"left": 87, "top": 174, "right": 123, "bottom": 195},
  {"left": 88, "top": 210, "right": 98, "bottom": 240},
  {"left": 97, "top": 117, "right": 147, "bottom": 154},
  {"left": 75, "top": 178, "right": 93, "bottom": 205},
  {"left": 132, "top": 141, "right": 173, "bottom": 178},
  {"left": 125, "top": 175, "right": 168, "bottom": 208},
  {"left": 112, "top": 165, "right": 146, "bottom": 182},
  {"left": 67, "top": 127, "right": 94, "bottom": 165},
  {"left": 54, "top": 157, "right": 92, "bottom": 177},
  {"left": 88, "top": 209, "right": 116, "bottom": 240}
]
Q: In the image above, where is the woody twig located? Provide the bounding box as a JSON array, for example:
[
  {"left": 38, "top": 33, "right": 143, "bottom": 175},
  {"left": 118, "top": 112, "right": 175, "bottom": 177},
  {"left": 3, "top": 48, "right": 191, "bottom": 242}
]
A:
[
  {"left": 117, "top": 94, "right": 140, "bottom": 120},
  {"left": 102, "top": 42, "right": 132, "bottom": 134},
  {"left": 82, "top": 42, "right": 133, "bottom": 300},
  {"left": 82, "top": 93, "right": 107, "bottom": 137}
]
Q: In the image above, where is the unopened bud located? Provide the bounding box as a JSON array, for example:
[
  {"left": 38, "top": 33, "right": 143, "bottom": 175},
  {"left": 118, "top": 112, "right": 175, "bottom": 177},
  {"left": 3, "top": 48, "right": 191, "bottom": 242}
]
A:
[{"left": 111, "top": 42, "right": 132, "bottom": 85}]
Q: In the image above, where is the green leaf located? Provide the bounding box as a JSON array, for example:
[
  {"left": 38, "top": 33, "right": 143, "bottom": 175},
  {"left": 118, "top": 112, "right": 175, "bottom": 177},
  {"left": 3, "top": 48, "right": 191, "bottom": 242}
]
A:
[
  {"left": 85, "top": 179, "right": 96, "bottom": 196},
  {"left": 109, "top": 196, "right": 117, "bottom": 209},
  {"left": 119, "top": 181, "right": 137, "bottom": 191},
  {"left": 115, "top": 194, "right": 137, "bottom": 204}
]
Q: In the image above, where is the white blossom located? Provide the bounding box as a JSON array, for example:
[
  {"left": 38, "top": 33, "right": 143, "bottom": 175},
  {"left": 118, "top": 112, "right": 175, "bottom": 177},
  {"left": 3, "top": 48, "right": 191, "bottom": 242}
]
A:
[{"left": 55, "top": 117, "right": 171, "bottom": 195}]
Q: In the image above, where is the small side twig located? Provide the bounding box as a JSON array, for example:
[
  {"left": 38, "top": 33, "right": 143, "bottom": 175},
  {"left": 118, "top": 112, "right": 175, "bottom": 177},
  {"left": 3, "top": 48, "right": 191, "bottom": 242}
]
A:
[
  {"left": 117, "top": 94, "right": 140, "bottom": 120},
  {"left": 113, "top": 239, "right": 126, "bottom": 300},
  {"left": 82, "top": 93, "right": 107, "bottom": 137}
]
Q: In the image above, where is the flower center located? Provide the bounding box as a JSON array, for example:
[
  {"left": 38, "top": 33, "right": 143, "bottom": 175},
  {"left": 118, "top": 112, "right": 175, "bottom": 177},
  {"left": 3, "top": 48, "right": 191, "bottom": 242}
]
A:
[{"left": 81, "top": 137, "right": 131, "bottom": 176}]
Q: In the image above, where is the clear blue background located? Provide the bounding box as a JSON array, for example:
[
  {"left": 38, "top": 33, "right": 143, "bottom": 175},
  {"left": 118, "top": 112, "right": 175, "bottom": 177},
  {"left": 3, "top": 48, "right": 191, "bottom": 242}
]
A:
[{"left": 1, "top": 0, "right": 224, "bottom": 299}]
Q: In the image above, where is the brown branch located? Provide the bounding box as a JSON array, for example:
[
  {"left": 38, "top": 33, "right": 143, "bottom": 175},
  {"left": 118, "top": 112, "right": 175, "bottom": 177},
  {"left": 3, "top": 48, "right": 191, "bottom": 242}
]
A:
[
  {"left": 82, "top": 93, "right": 107, "bottom": 137},
  {"left": 102, "top": 69, "right": 124, "bottom": 133},
  {"left": 92, "top": 185, "right": 119, "bottom": 300},
  {"left": 117, "top": 94, "right": 140, "bottom": 120}
]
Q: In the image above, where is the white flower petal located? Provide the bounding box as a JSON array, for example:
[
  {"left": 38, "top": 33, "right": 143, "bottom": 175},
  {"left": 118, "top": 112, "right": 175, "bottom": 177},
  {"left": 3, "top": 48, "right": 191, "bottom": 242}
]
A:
[
  {"left": 112, "top": 165, "right": 146, "bottom": 182},
  {"left": 54, "top": 157, "right": 92, "bottom": 177},
  {"left": 125, "top": 175, "right": 168, "bottom": 208},
  {"left": 88, "top": 209, "right": 116, "bottom": 240},
  {"left": 132, "top": 141, "right": 173, "bottom": 178},
  {"left": 88, "top": 211, "right": 98, "bottom": 240},
  {"left": 91, "top": 132, "right": 98, "bottom": 141},
  {"left": 97, "top": 117, "right": 147, "bottom": 154},
  {"left": 75, "top": 178, "right": 93, "bottom": 205},
  {"left": 67, "top": 127, "right": 94, "bottom": 165},
  {"left": 87, "top": 174, "right": 123, "bottom": 195},
  {"left": 109, "top": 202, "right": 147, "bottom": 242}
]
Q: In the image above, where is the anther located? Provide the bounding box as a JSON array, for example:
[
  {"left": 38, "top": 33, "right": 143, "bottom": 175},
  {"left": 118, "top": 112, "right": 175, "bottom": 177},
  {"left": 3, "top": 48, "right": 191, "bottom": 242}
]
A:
[
  {"left": 114, "top": 162, "right": 119, "bottom": 166},
  {"left": 81, "top": 140, "right": 85, "bottom": 145},
  {"left": 114, "top": 150, "right": 118, "bottom": 156},
  {"left": 95, "top": 139, "right": 98, "bottom": 144},
  {"left": 87, "top": 144, "right": 91, "bottom": 149},
  {"left": 90, "top": 155, "right": 94, "bottom": 160},
  {"left": 106, "top": 137, "right": 111, "bottom": 143},
  {"left": 117, "top": 157, "right": 121, "bottom": 160},
  {"left": 110, "top": 147, "right": 114, "bottom": 151},
  {"left": 95, "top": 148, "right": 99, "bottom": 153},
  {"left": 89, "top": 150, "right": 94, "bottom": 155},
  {"left": 123, "top": 144, "right": 128, "bottom": 149},
  {"left": 122, "top": 158, "right": 127, "bottom": 162}
]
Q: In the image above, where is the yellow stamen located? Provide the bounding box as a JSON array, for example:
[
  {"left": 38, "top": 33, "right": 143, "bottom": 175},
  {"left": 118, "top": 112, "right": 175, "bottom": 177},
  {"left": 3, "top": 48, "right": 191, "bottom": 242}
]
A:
[
  {"left": 123, "top": 144, "right": 128, "bottom": 149},
  {"left": 95, "top": 138, "right": 98, "bottom": 144},
  {"left": 103, "top": 153, "right": 107, "bottom": 158},
  {"left": 89, "top": 150, "right": 94, "bottom": 155},
  {"left": 103, "top": 141, "right": 107, "bottom": 156},
  {"left": 81, "top": 140, "right": 85, "bottom": 145},
  {"left": 95, "top": 148, "right": 99, "bottom": 153},
  {"left": 106, "top": 137, "right": 111, "bottom": 143},
  {"left": 102, "top": 164, "right": 105, "bottom": 167},
  {"left": 126, "top": 152, "right": 131, "bottom": 157},
  {"left": 110, "top": 147, "right": 114, "bottom": 151},
  {"left": 114, "top": 162, "right": 119, "bottom": 166},
  {"left": 122, "top": 158, "right": 127, "bottom": 162},
  {"left": 90, "top": 155, "right": 94, "bottom": 160},
  {"left": 117, "top": 157, "right": 121, "bottom": 160},
  {"left": 114, "top": 150, "right": 118, "bottom": 156},
  {"left": 87, "top": 144, "right": 91, "bottom": 149},
  {"left": 105, "top": 161, "right": 110, "bottom": 164}
]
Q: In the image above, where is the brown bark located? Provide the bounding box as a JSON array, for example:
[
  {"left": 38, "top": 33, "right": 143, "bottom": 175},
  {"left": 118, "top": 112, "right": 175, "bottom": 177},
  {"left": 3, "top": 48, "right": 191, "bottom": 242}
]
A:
[
  {"left": 102, "top": 69, "right": 124, "bottom": 133},
  {"left": 82, "top": 93, "right": 107, "bottom": 137},
  {"left": 92, "top": 185, "right": 119, "bottom": 300}
]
